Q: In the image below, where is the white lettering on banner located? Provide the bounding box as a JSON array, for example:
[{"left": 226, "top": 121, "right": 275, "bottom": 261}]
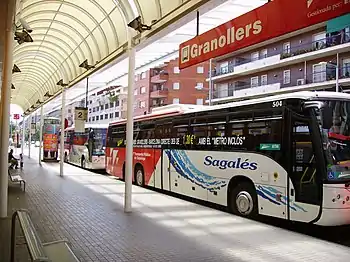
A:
[
  {"left": 187, "top": 20, "right": 263, "bottom": 61},
  {"left": 307, "top": 1, "right": 348, "bottom": 18}
]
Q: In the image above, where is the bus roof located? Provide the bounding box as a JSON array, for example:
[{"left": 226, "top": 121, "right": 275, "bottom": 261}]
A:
[
  {"left": 65, "top": 123, "right": 109, "bottom": 131},
  {"left": 109, "top": 91, "right": 350, "bottom": 127}
]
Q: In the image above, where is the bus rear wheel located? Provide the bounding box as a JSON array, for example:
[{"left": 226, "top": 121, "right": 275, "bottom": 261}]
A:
[
  {"left": 134, "top": 165, "right": 144, "bottom": 186},
  {"left": 230, "top": 182, "right": 258, "bottom": 218}
]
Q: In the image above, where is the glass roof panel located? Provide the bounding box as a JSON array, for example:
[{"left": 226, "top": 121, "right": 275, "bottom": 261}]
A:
[{"left": 11, "top": 0, "right": 267, "bottom": 113}]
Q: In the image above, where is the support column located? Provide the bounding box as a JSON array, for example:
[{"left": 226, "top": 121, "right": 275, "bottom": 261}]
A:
[
  {"left": 21, "top": 117, "right": 25, "bottom": 155},
  {"left": 39, "top": 106, "right": 44, "bottom": 165},
  {"left": 60, "top": 87, "right": 65, "bottom": 177},
  {"left": 124, "top": 29, "right": 136, "bottom": 213},
  {"left": 0, "top": 0, "right": 16, "bottom": 218},
  {"left": 208, "top": 59, "right": 213, "bottom": 106},
  {"left": 336, "top": 53, "right": 339, "bottom": 92},
  {"left": 28, "top": 115, "right": 31, "bottom": 158}
]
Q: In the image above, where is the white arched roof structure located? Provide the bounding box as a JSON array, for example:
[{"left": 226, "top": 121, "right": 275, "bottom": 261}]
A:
[{"left": 11, "top": 0, "right": 198, "bottom": 112}]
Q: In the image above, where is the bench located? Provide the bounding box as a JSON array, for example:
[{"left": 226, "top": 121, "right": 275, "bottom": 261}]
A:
[
  {"left": 11, "top": 210, "right": 80, "bottom": 262},
  {"left": 8, "top": 168, "right": 26, "bottom": 192}
]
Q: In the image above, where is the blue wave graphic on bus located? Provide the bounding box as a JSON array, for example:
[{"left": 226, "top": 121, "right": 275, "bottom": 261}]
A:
[
  {"left": 165, "top": 150, "right": 227, "bottom": 192},
  {"left": 256, "top": 185, "right": 307, "bottom": 212}
]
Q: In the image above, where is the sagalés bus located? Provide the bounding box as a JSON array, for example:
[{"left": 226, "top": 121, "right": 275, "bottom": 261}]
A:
[
  {"left": 106, "top": 91, "right": 350, "bottom": 226},
  {"left": 63, "top": 124, "right": 108, "bottom": 170}
]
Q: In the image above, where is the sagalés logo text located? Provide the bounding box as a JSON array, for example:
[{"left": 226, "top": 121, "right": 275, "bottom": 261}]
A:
[{"left": 181, "top": 20, "right": 263, "bottom": 64}]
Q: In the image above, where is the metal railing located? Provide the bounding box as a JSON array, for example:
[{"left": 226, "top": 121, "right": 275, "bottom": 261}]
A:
[
  {"left": 210, "top": 29, "right": 350, "bottom": 78},
  {"left": 211, "top": 65, "right": 350, "bottom": 99}
]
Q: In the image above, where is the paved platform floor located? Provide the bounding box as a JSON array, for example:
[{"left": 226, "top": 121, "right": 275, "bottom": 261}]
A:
[{"left": 1, "top": 147, "right": 350, "bottom": 261}]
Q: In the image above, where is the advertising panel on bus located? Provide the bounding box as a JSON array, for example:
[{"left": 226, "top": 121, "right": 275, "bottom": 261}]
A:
[{"left": 179, "top": 0, "right": 350, "bottom": 69}]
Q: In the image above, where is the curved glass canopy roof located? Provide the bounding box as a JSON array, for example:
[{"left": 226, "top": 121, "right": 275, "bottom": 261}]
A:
[{"left": 11, "top": 0, "right": 190, "bottom": 111}]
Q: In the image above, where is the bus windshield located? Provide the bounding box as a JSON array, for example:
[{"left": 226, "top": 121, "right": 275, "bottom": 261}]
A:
[
  {"left": 316, "top": 100, "right": 350, "bottom": 181},
  {"left": 88, "top": 128, "right": 106, "bottom": 156}
]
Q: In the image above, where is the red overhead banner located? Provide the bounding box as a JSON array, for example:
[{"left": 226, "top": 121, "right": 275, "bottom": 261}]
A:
[{"left": 179, "top": 0, "right": 350, "bottom": 69}]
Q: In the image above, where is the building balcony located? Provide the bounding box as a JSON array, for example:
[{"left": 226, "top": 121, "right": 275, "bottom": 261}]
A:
[
  {"left": 207, "top": 31, "right": 350, "bottom": 82},
  {"left": 150, "top": 89, "right": 168, "bottom": 98},
  {"left": 208, "top": 65, "right": 350, "bottom": 104},
  {"left": 151, "top": 71, "right": 169, "bottom": 83}
]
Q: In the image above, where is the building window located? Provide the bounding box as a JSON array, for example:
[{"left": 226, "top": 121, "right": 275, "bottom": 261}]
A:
[
  {"left": 110, "top": 113, "right": 113, "bottom": 119},
  {"left": 173, "top": 82, "right": 180, "bottom": 90},
  {"left": 140, "top": 86, "right": 146, "bottom": 94},
  {"left": 196, "top": 82, "right": 204, "bottom": 90},
  {"left": 100, "top": 105, "right": 104, "bottom": 110},
  {"left": 110, "top": 102, "right": 114, "bottom": 108},
  {"left": 283, "top": 42, "right": 291, "bottom": 54},
  {"left": 196, "top": 98, "right": 204, "bottom": 105},
  {"left": 88, "top": 117, "right": 91, "bottom": 122},
  {"left": 312, "top": 32, "right": 326, "bottom": 49},
  {"left": 173, "top": 98, "right": 180, "bottom": 104},
  {"left": 92, "top": 116, "right": 95, "bottom": 121},
  {"left": 115, "top": 112, "right": 119, "bottom": 118},
  {"left": 173, "top": 66, "right": 180, "bottom": 74},
  {"left": 251, "top": 51, "right": 259, "bottom": 61},
  {"left": 105, "top": 114, "right": 108, "bottom": 119},
  {"left": 312, "top": 63, "right": 326, "bottom": 83},
  {"left": 100, "top": 115, "right": 103, "bottom": 120},
  {"left": 96, "top": 116, "right": 99, "bottom": 121},
  {"left": 139, "top": 101, "right": 146, "bottom": 108},
  {"left": 251, "top": 76, "right": 259, "bottom": 87},
  {"left": 115, "top": 100, "right": 120, "bottom": 107},
  {"left": 261, "top": 75, "right": 268, "bottom": 86},
  {"left": 260, "top": 49, "right": 267, "bottom": 58},
  {"left": 105, "top": 103, "right": 109, "bottom": 109},
  {"left": 93, "top": 107, "right": 96, "bottom": 112},
  {"left": 134, "top": 89, "right": 138, "bottom": 95},
  {"left": 141, "top": 72, "right": 146, "bottom": 79},
  {"left": 283, "top": 70, "right": 291, "bottom": 84},
  {"left": 197, "top": 66, "right": 204, "bottom": 74}
]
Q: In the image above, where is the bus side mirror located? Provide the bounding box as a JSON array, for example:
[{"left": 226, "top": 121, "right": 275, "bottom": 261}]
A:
[{"left": 321, "top": 106, "right": 333, "bottom": 129}]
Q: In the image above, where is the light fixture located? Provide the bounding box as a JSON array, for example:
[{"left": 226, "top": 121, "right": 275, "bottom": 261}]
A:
[
  {"left": 57, "top": 79, "right": 68, "bottom": 87},
  {"left": 44, "top": 91, "right": 53, "bottom": 98},
  {"left": 12, "top": 64, "right": 21, "bottom": 73},
  {"left": 11, "top": 84, "right": 15, "bottom": 89},
  {"left": 14, "top": 30, "right": 33, "bottom": 45},
  {"left": 127, "top": 16, "right": 151, "bottom": 33},
  {"left": 79, "top": 59, "right": 95, "bottom": 70}
]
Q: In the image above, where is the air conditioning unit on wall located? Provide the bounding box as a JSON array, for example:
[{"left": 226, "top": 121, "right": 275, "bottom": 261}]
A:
[{"left": 297, "top": 79, "right": 305, "bottom": 86}]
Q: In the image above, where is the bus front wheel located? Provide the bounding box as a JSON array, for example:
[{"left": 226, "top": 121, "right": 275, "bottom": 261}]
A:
[
  {"left": 81, "top": 156, "right": 86, "bottom": 168},
  {"left": 230, "top": 182, "right": 258, "bottom": 218}
]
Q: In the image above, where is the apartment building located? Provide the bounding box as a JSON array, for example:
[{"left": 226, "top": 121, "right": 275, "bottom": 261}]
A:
[
  {"left": 130, "top": 57, "right": 209, "bottom": 116},
  {"left": 87, "top": 85, "right": 124, "bottom": 124},
  {"left": 208, "top": 13, "right": 350, "bottom": 104}
]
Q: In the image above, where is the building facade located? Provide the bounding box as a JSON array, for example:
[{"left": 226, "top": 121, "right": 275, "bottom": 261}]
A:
[{"left": 208, "top": 13, "right": 350, "bottom": 104}]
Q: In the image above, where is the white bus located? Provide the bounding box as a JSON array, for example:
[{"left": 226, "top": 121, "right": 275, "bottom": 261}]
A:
[
  {"left": 64, "top": 124, "right": 108, "bottom": 170},
  {"left": 106, "top": 91, "right": 350, "bottom": 226}
]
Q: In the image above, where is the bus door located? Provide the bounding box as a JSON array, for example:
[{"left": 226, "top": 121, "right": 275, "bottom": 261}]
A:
[{"left": 288, "top": 112, "right": 322, "bottom": 222}]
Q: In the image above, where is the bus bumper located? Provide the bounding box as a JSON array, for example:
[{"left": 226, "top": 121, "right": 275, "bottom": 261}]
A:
[{"left": 315, "top": 184, "right": 350, "bottom": 226}]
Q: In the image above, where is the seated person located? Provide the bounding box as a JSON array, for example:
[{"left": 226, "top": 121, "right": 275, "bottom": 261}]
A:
[{"left": 8, "top": 149, "right": 19, "bottom": 169}]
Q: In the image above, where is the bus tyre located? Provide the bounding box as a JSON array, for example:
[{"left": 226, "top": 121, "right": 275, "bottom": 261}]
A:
[
  {"left": 134, "top": 166, "right": 144, "bottom": 186},
  {"left": 230, "top": 182, "right": 258, "bottom": 218}
]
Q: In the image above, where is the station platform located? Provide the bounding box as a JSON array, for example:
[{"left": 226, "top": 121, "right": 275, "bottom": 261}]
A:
[{"left": 1, "top": 148, "right": 350, "bottom": 262}]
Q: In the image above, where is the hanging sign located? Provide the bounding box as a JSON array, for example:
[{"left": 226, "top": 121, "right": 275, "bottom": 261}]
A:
[
  {"left": 13, "top": 114, "right": 20, "bottom": 120},
  {"left": 179, "top": 0, "right": 350, "bottom": 69},
  {"left": 30, "top": 123, "right": 36, "bottom": 135},
  {"left": 75, "top": 107, "right": 88, "bottom": 133}
]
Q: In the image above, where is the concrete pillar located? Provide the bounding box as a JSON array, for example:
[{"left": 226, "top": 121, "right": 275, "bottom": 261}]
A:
[
  {"left": 28, "top": 115, "right": 31, "bottom": 158},
  {"left": 39, "top": 106, "right": 44, "bottom": 165},
  {"left": 60, "top": 87, "right": 65, "bottom": 177},
  {"left": 124, "top": 29, "right": 136, "bottom": 213},
  {"left": 0, "top": 0, "right": 16, "bottom": 218}
]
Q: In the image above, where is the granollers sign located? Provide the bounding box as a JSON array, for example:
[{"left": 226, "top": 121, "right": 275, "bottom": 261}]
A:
[{"left": 179, "top": 0, "right": 350, "bottom": 69}]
